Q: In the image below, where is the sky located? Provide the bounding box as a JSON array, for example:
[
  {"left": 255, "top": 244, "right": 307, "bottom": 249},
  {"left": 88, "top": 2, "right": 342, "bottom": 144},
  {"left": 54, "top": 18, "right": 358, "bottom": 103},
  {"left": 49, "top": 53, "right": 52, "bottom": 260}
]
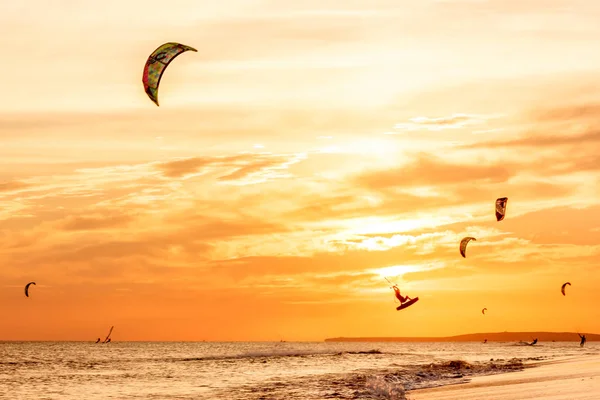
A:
[{"left": 1, "top": 0, "right": 599, "bottom": 341}]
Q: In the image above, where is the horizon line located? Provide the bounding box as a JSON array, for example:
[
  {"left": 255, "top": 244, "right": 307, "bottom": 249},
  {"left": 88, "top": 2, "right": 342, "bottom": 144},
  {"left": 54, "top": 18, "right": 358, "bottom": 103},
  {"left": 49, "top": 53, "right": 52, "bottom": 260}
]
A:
[{"left": 2, "top": 331, "right": 598, "bottom": 343}]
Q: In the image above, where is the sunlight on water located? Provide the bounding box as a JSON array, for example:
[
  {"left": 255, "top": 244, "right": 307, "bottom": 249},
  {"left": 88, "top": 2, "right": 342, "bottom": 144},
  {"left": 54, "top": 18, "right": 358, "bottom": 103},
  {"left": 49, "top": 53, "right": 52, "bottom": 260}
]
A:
[{"left": 0, "top": 341, "right": 596, "bottom": 399}]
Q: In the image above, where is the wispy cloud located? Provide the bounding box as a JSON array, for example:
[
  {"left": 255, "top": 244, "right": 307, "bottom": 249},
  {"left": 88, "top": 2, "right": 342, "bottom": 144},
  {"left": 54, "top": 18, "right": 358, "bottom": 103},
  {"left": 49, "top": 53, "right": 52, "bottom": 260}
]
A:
[
  {"left": 466, "top": 130, "right": 600, "bottom": 148},
  {"left": 60, "top": 212, "right": 136, "bottom": 231},
  {"left": 471, "top": 128, "right": 505, "bottom": 135},
  {"left": 156, "top": 153, "right": 307, "bottom": 184},
  {"left": 355, "top": 153, "right": 514, "bottom": 189},
  {"left": 390, "top": 114, "right": 499, "bottom": 133},
  {"left": 0, "top": 181, "right": 29, "bottom": 193}
]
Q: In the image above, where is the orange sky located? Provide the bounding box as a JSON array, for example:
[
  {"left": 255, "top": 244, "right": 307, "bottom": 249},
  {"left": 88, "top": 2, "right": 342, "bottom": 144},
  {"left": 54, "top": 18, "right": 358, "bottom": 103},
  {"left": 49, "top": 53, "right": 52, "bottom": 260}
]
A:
[{"left": 1, "top": 0, "right": 599, "bottom": 341}]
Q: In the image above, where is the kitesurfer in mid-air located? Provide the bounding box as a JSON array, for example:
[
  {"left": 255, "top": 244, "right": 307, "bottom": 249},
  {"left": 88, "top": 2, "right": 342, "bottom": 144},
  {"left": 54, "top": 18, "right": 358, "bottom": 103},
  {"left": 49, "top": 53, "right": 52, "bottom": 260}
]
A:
[
  {"left": 392, "top": 285, "right": 413, "bottom": 305},
  {"left": 579, "top": 333, "right": 587, "bottom": 347}
]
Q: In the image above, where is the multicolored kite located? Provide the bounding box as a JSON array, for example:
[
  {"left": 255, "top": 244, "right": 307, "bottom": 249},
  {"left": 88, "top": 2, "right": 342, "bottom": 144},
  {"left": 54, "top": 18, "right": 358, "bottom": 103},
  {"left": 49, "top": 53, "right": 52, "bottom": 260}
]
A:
[{"left": 142, "top": 42, "right": 197, "bottom": 106}]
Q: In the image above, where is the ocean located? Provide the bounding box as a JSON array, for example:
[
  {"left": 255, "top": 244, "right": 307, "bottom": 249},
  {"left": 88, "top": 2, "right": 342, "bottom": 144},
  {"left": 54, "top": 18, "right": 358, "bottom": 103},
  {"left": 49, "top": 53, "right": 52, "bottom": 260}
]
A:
[{"left": 1, "top": 341, "right": 597, "bottom": 399}]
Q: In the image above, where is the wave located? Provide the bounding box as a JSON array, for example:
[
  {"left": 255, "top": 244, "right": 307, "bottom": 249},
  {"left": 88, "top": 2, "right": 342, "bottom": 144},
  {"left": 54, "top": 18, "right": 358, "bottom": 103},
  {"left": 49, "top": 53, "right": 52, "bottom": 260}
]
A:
[
  {"left": 365, "top": 375, "right": 406, "bottom": 400},
  {"left": 338, "top": 349, "right": 383, "bottom": 355},
  {"left": 179, "top": 348, "right": 386, "bottom": 362},
  {"left": 221, "top": 357, "right": 537, "bottom": 400},
  {"left": 361, "top": 357, "right": 536, "bottom": 399},
  {"left": 0, "top": 348, "right": 389, "bottom": 370}
]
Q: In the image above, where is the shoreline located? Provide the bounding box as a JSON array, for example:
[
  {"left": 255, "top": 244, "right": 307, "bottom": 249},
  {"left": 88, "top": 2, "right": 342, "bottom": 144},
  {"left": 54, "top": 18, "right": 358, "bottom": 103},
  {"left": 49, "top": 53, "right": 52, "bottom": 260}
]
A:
[
  {"left": 407, "top": 354, "right": 600, "bottom": 400},
  {"left": 362, "top": 355, "right": 548, "bottom": 399}
]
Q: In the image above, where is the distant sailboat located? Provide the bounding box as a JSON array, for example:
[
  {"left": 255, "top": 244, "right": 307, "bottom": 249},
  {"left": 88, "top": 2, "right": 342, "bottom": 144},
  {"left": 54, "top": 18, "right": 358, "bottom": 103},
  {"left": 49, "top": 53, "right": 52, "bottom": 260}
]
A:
[{"left": 102, "top": 326, "right": 114, "bottom": 343}]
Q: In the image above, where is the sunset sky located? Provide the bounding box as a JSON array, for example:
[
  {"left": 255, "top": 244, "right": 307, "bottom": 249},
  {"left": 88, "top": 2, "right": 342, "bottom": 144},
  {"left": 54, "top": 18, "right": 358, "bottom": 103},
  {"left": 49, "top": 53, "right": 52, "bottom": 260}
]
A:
[{"left": 1, "top": 0, "right": 599, "bottom": 341}]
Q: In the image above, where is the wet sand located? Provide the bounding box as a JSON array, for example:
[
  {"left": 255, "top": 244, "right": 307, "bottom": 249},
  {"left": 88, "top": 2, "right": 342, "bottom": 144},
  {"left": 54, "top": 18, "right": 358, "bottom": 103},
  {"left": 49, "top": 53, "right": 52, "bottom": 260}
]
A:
[{"left": 409, "top": 355, "right": 600, "bottom": 400}]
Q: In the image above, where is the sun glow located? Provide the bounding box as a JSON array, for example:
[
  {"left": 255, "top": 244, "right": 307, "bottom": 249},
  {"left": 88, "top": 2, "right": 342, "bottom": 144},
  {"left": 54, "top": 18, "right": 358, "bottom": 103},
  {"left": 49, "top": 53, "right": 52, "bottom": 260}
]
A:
[
  {"left": 343, "top": 216, "right": 454, "bottom": 235},
  {"left": 371, "top": 264, "right": 428, "bottom": 279}
]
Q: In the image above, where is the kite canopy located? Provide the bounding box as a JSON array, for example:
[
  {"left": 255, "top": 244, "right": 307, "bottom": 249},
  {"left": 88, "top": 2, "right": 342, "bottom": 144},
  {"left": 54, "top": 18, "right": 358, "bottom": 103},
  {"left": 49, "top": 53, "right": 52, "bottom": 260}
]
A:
[
  {"left": 482, "top": 308, "right": 487, "bottom": 315},
  {"left": 459, "top": 237, "right": 476, "bottom": 258},
  {"left": 495, "top": 197, "right": 508, "bottom": 221},
  {"left": 24, "top": 281, "right": 36, "bottom": 297},
  {"left": 142, "top": 42, "right": 197, "bottom": 106},
  {"left": 561, "top": 282, "right": 571, "bottom": 296}
]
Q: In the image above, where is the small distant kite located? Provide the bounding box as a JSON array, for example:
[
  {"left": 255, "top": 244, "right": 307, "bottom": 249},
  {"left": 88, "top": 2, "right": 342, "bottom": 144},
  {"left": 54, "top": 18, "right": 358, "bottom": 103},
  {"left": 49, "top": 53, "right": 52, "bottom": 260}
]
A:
[
  {"left": 142, "top": 42, "right": 197, "bottom": 106},
  {"left": 495, "top": 197, "right": 508, "bottom": 221},
  {"left": 561, "top": 282, "right": 571, "bottom": 296},
  {"left": 24, "top": 282, "right": 36, "bottom": 297},
  {"left": 460, "top": 237, "right": 476, "bottom": 258},
  {"left": 482, "top": 308, "right": 487, "bottom": 315}
]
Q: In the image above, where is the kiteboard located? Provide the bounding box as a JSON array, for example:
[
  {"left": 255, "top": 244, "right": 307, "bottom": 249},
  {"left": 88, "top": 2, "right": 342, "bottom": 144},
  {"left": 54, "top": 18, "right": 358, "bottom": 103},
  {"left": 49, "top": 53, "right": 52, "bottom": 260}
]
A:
[{"left": 396, "top": 297, "right": 419, "bottom": 311}]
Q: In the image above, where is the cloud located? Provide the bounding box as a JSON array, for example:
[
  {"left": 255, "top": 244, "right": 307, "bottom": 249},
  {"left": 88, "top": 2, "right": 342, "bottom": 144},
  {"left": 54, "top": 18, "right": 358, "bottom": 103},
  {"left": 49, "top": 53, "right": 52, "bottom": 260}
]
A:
[
  {"left": 0, "top": 100, "right": 597, "bottom": 303},
  {"left": 281, "top": 162, "right": 582, "bottom": 231},
  {"left": 471, "top": 128, "right": 505, "bottom": 135},
  {"left": 402, "top": 265, "right": 476, "bottom": 282},
  {"left": 466, "top": 130, "right": 600, "bottom": 148},
  {"left": 464, "top": 103, "right": 600, "bottom": 151},
  {"left": 206, "top": 249, "right": 425, "bottom": 281},
  {"left": 451, "top": 180, "right": 576, "bottom": 205},
  {"left": 61, "top": 213, "right": 135, "bottom": 231},
  {"left": 156, "top": 153, "right": 307, "bottom": 184},
  {"left": 499, "top": 205, "right": 600, "bottom": 246},
  {"left": 157, "top": 157, "right": 231, "bottom": 178},
  {"left": 328, "top": 231, "right": 449, "bottom": 253},
  {"left": 391, "top": 114, "right": 497, "bottom": 133},
  {"left": 355, "top": 153, "right": 514, "bottom": 189},
  {"left": 0, "top": 181, "right": 29, "bottom": 193},
  {"left": 532, "top": 103, "right": 600, "bottom": 122},
  {"left": 167, "top": 215, "right": 292, "bottom": 241}
]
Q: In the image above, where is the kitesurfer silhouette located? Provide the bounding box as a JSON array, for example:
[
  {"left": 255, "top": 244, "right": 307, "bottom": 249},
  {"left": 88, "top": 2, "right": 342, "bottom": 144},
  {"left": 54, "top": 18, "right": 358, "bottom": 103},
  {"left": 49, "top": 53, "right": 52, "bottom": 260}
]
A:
[
  {"left": 578, "top": 333, "right": 587, "bottom": 347},
  {"left": 392, "top": 285, "right": 412, "bottom": 304}
]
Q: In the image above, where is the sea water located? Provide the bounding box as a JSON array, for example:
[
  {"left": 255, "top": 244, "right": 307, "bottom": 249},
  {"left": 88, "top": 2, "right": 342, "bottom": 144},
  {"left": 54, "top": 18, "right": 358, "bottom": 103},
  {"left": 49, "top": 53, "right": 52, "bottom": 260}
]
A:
[{"left": 1, "top": 341, "right": 597, "bottom": 399}]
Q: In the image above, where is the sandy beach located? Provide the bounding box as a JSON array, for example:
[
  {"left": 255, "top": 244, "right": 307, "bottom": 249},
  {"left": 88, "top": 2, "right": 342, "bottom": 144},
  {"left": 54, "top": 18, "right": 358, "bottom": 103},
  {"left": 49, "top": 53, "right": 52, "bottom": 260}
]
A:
[{"left": 409, "top": 355, "right": 600, "bottom": 400}]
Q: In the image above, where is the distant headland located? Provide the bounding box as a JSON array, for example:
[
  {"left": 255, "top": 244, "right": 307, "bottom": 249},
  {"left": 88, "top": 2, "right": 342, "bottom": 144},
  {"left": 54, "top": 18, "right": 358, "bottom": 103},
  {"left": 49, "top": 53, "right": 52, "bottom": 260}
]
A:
[{"left": 324, "top": 332, "right": 600, "bottom": 342}]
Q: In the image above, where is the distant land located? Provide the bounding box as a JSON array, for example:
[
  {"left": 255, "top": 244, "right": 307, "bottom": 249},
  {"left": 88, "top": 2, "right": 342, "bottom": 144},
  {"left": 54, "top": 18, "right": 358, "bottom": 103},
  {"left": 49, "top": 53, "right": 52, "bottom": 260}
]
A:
[{"left": 325, "top": 332, "right": 600, "bottom": 342}]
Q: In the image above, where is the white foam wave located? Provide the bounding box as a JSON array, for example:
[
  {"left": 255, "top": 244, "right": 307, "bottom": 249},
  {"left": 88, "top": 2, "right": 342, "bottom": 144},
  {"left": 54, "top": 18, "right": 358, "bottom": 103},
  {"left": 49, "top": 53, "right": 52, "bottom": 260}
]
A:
[{"left": 365, "top": 375, "right": 407, "bottom": 400}]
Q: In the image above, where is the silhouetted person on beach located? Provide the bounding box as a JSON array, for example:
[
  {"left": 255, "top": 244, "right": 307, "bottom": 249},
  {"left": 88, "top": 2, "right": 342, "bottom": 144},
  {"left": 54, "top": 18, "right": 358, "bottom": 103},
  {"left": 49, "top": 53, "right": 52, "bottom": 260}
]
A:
[
  {"left": 483, "top": 339, "right": 487, "bottom": 344},
  {"left": 578, "top": 333, "right": 586, "bottom": 347},
  {"left": 392, "top": 285, "right": 412, "bottom": 304}
]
